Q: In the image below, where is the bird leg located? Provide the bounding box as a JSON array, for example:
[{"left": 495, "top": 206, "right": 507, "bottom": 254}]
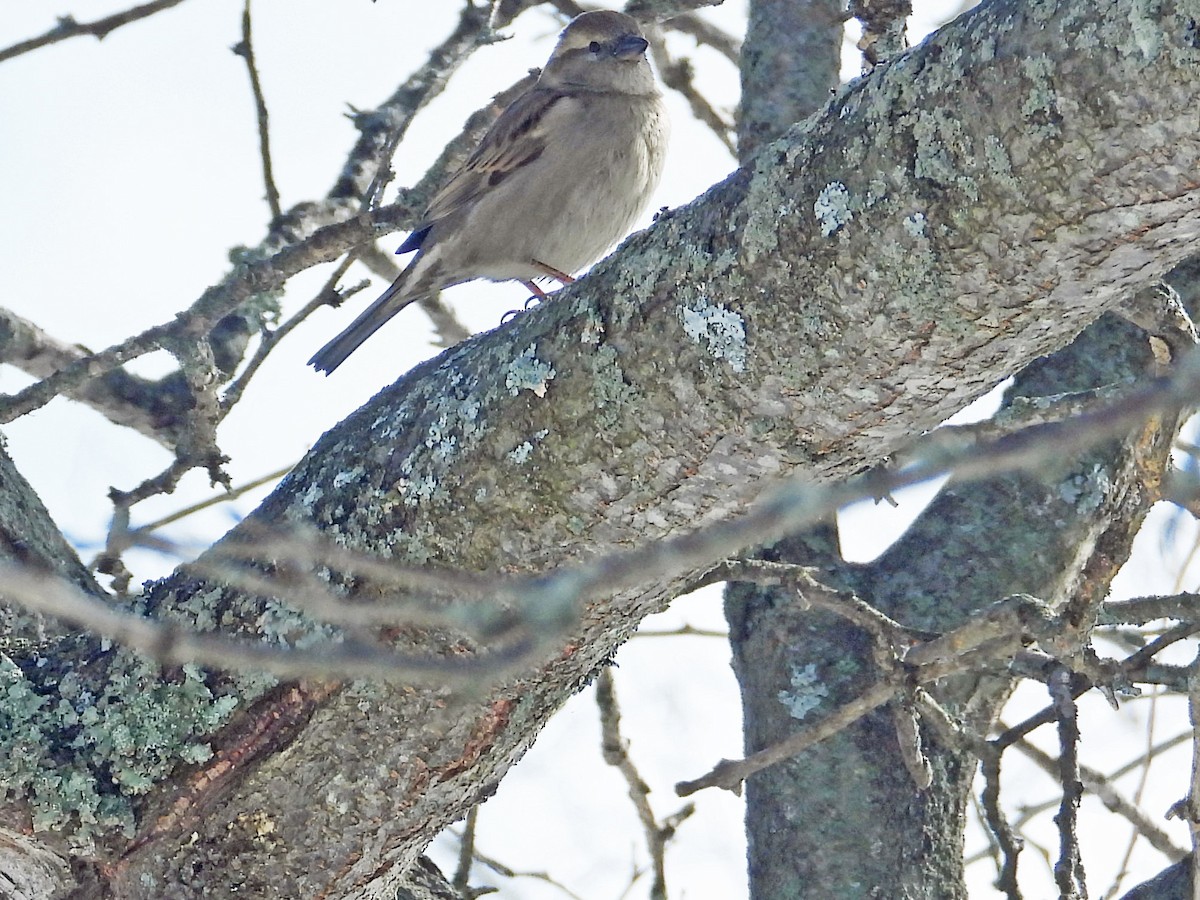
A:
[
  {"left": 520, "top": 280, "right": 552, "bottom": 300},
  {"left": 521, "top": 260, "right": 577, "bottom": 301},
  {"left": 531, "top": 259, "right": 576, "bottom": 285}
]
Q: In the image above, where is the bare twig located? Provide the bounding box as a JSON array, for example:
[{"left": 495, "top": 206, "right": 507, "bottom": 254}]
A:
[
  {"left": 233, "top": 0, "right": 282, "bottom": 221},
  {"left": 337, "top": 2, "right": 496, "bottom": 207},
  {"left": 94, "top": 336, "right": 234, "bottom": 589},
  {"left": 0, "top": 307, "right": 182, "bottom": 447},
  {"left": 625, "top": 0, "right": 728, "bottom": 17},
  {"left": 675, "top": 680, "right": 897, "bottom": 796},
  {"left": 540, "top": 349, "right": 1200, "bottom": 634},
  {"left": 662, "top": 12, "right": 742, "bottom": 63},
  {"left": 453, "top": 805, "right": 480, "bottom": 894},
  {"left": 0, "top": 561, "right": 535, "bottom": 683},
  {"left": 1188, "top": 649, "right": 1200, "bottom": 894},
  {"left": 1110, "top": 685, "right": 1165, "bottom": 896},
  {"left": 0, "top": 0, "right": 188, "bottom": 64},
  {"left": 220, "top": 254, "right": 366, "bottom": 412},
  {"left": 634, "top": 623, "right": 727, "bottom": 638},
  {"left": 1099, "top": 594, "right": 1200, "bottom": 627},
  {"left": 981, "top": 745, "right": 1024, "bottom": 900},
  {"left": 4, "top": 349, "right": 1200, "bottom": 682},
  {"left": 129, "top": 464, "right": 293, "bottom": 535},
  {"left": 1049, "top": 666, "right": 1087, "bottom": 899},
  {"left": 701, "top": 559, "right": 922, "bottom": 642},
  {"left": 673, "top": 593, "right": 1031, "bottom": 798},
  {"left": 463, "top": 842, "right": 586, "bottom": 900},
  {"left": 648, "top": 31, "right": 735, "bottom": 154},
  {"left": 996, "top": 623, "right": 1200, "bottom": 752},
  {"left": 1011, "top": 737, "right": 1187, "bottom": 862},
  {"left": 597, "top": 669, "right": 671, "bottom": 900}
]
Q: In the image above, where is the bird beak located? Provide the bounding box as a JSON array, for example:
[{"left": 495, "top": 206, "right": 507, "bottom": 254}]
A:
[{"left": 612, "top": 34, "right": 649, "bottom": 59}]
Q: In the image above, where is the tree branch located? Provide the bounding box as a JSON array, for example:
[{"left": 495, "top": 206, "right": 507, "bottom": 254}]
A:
[{"left": 0, "top": 0, "right": 189, "bottom": 64}]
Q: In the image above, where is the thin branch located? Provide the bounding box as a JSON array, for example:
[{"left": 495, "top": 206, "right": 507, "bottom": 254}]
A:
[
  {"left": 1099, "top": 594, "right": 1200, "bottom": 627},
  {"left": 1188, "top": 648, "right": 1200, "bottom": 894},
  {"left": 233, "top": 0, "right": 282, "bottom": 221},
  {"left": 662, "top": 12, "right": 742, "bottom": 63},
  {"left": 648, "top": 31, "right": 736, "bottom": 154},
  {"left": 0, "top": 306, "right": 182, "bottom": 447},
  {"left": 1049, "top": 666, "right": 1087, "bottom": 899},
  {"left": 523, "top": 348, "right": 1200, "bottom": 636},
  {"left": 0, "top": 562, "right": 536, "bottom": 683},
  {"left": 220, "top": 255, "right": 366, "bottom": 412},
  {"left": 453, "top": 805, "right": 480, "bottom": 894},
  {"left": 4, "top": 349, "right": 1200, "bottom": 682},
  {"left": 624, "top": 0, "right": 728, "bottom": 17},
  {"left": 634, "top": 623, "right": 727, "bottom": 638},
  {"left": 130, "top": 464, "right": 293, "bottom": 535},
  {"left": 462, "top": 841, "right": 586, "bottom": 900},
  {"left": 0, "top": 0, "right": 188, "bottom": 64},
  {"left": 995, "top": 623, "right": 1200, "bottom": 752},
  {"left": 330, "top": 2, "right": 495, "bottom": 205},
  {"left": 95, "top": 337, "right": 234, "bottom": 590},
  {"left": 675, "top": 576, "right": 1192, "bottom": 800},
  {"left": 1111, "top": 686, "right": 1166, "bottom": 897},
  {"left": 982, "top": 744, "right": 1025, "bottom": 900},
  {"left": 596, "top": 669, "right": 690, "bottom": 900},
  {"left": 675, "top": 681, "right": 897, "bottom": 796},
  {"left": 1011, "top": 737, "right": 1187, "bottom": 862}
]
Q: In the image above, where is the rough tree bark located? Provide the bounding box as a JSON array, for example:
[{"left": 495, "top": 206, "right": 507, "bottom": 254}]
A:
[
  {"left": 727, "top": 1, "right": 1195, "bottom": 898},
  {"left": 1, "top": 0, "right": 1199, "bottom": 897}
]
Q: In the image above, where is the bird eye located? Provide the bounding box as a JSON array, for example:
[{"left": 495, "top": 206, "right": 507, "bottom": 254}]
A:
[{"left": 588, "top": 41, "right": 602, "bottom": 54}]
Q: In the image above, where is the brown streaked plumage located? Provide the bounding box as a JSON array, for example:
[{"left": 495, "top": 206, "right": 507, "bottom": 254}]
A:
[{"left": 309, "top": 10, "right": 669, "bottom": 374}]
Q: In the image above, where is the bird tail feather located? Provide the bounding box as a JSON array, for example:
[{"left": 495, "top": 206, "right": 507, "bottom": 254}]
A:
[{"left": 308, "top": 273, "right": 423, "bottom": 374}]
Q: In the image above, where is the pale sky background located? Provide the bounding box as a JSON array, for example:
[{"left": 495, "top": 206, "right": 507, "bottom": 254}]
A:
[{"left": 2, "top": 2, "right": 1197, "bottom": 897}]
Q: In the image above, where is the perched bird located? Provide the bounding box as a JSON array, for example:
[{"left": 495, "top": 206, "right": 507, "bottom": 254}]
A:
[{"left": 308, "top": 10, "right": 669, "bottom": 374}]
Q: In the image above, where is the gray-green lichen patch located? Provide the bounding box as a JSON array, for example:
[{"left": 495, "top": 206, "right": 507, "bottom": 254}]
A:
[
  {"left": 903, "top": 212, "right": 927, "bottom": 238},
  {"left": 504, "top": 344, "right": 556, "bottom": 397},
  {"left": 507, "top": 429, "right": 549, "bottom": 465},
  {"left": 1057, "top": 462, "right": 1111, "bottom": 515},
  {"left": 1126, "top": 2, "right": 1164, "bottom": 59},
  {"left": 0, "top": 651, "right": 240, "bottom": 850},
  {"left": 395, "top": 458, "right": 444, "bottom": 507},
  {"left": 777, "top": 661, "right": 828, "bottom": 721},
  {"left": 815, "top": 181, "right": 853, "bottom": 236},
  {"left": 507, "top": 441, "right": 535, "bottom": 465},
  {"left": 678, "top": 299, "right": 748, "bottom": 372}
]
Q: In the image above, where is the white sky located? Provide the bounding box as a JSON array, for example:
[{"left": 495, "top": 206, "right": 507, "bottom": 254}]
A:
[{"left": 2, "top": 3, "right": 1196, "bottom": 897}]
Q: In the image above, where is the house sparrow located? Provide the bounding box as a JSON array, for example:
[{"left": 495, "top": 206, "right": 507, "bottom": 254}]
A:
[{"left": 308, "top": 10, "right": 669, "bottom": 373}]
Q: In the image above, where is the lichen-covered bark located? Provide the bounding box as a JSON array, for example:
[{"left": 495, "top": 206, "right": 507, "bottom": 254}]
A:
[
  {"left": 725, "top": 3, "right": 1200, "bottom": 895},
  {"left": 727, "top": 313, "right": 1177, "bottom": 898},
  {"left": 2, "top": 0, "right": 1199, "bottom": 896}
]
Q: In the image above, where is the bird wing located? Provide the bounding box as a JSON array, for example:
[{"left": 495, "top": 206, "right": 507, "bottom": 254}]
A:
[{"left": 420, "top": 87, "right": 570, "bottom": 225}]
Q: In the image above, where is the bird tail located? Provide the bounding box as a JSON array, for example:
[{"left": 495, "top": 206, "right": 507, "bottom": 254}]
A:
[{"left": 308, "top": 273, "right": 423, "bottom": 374}]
